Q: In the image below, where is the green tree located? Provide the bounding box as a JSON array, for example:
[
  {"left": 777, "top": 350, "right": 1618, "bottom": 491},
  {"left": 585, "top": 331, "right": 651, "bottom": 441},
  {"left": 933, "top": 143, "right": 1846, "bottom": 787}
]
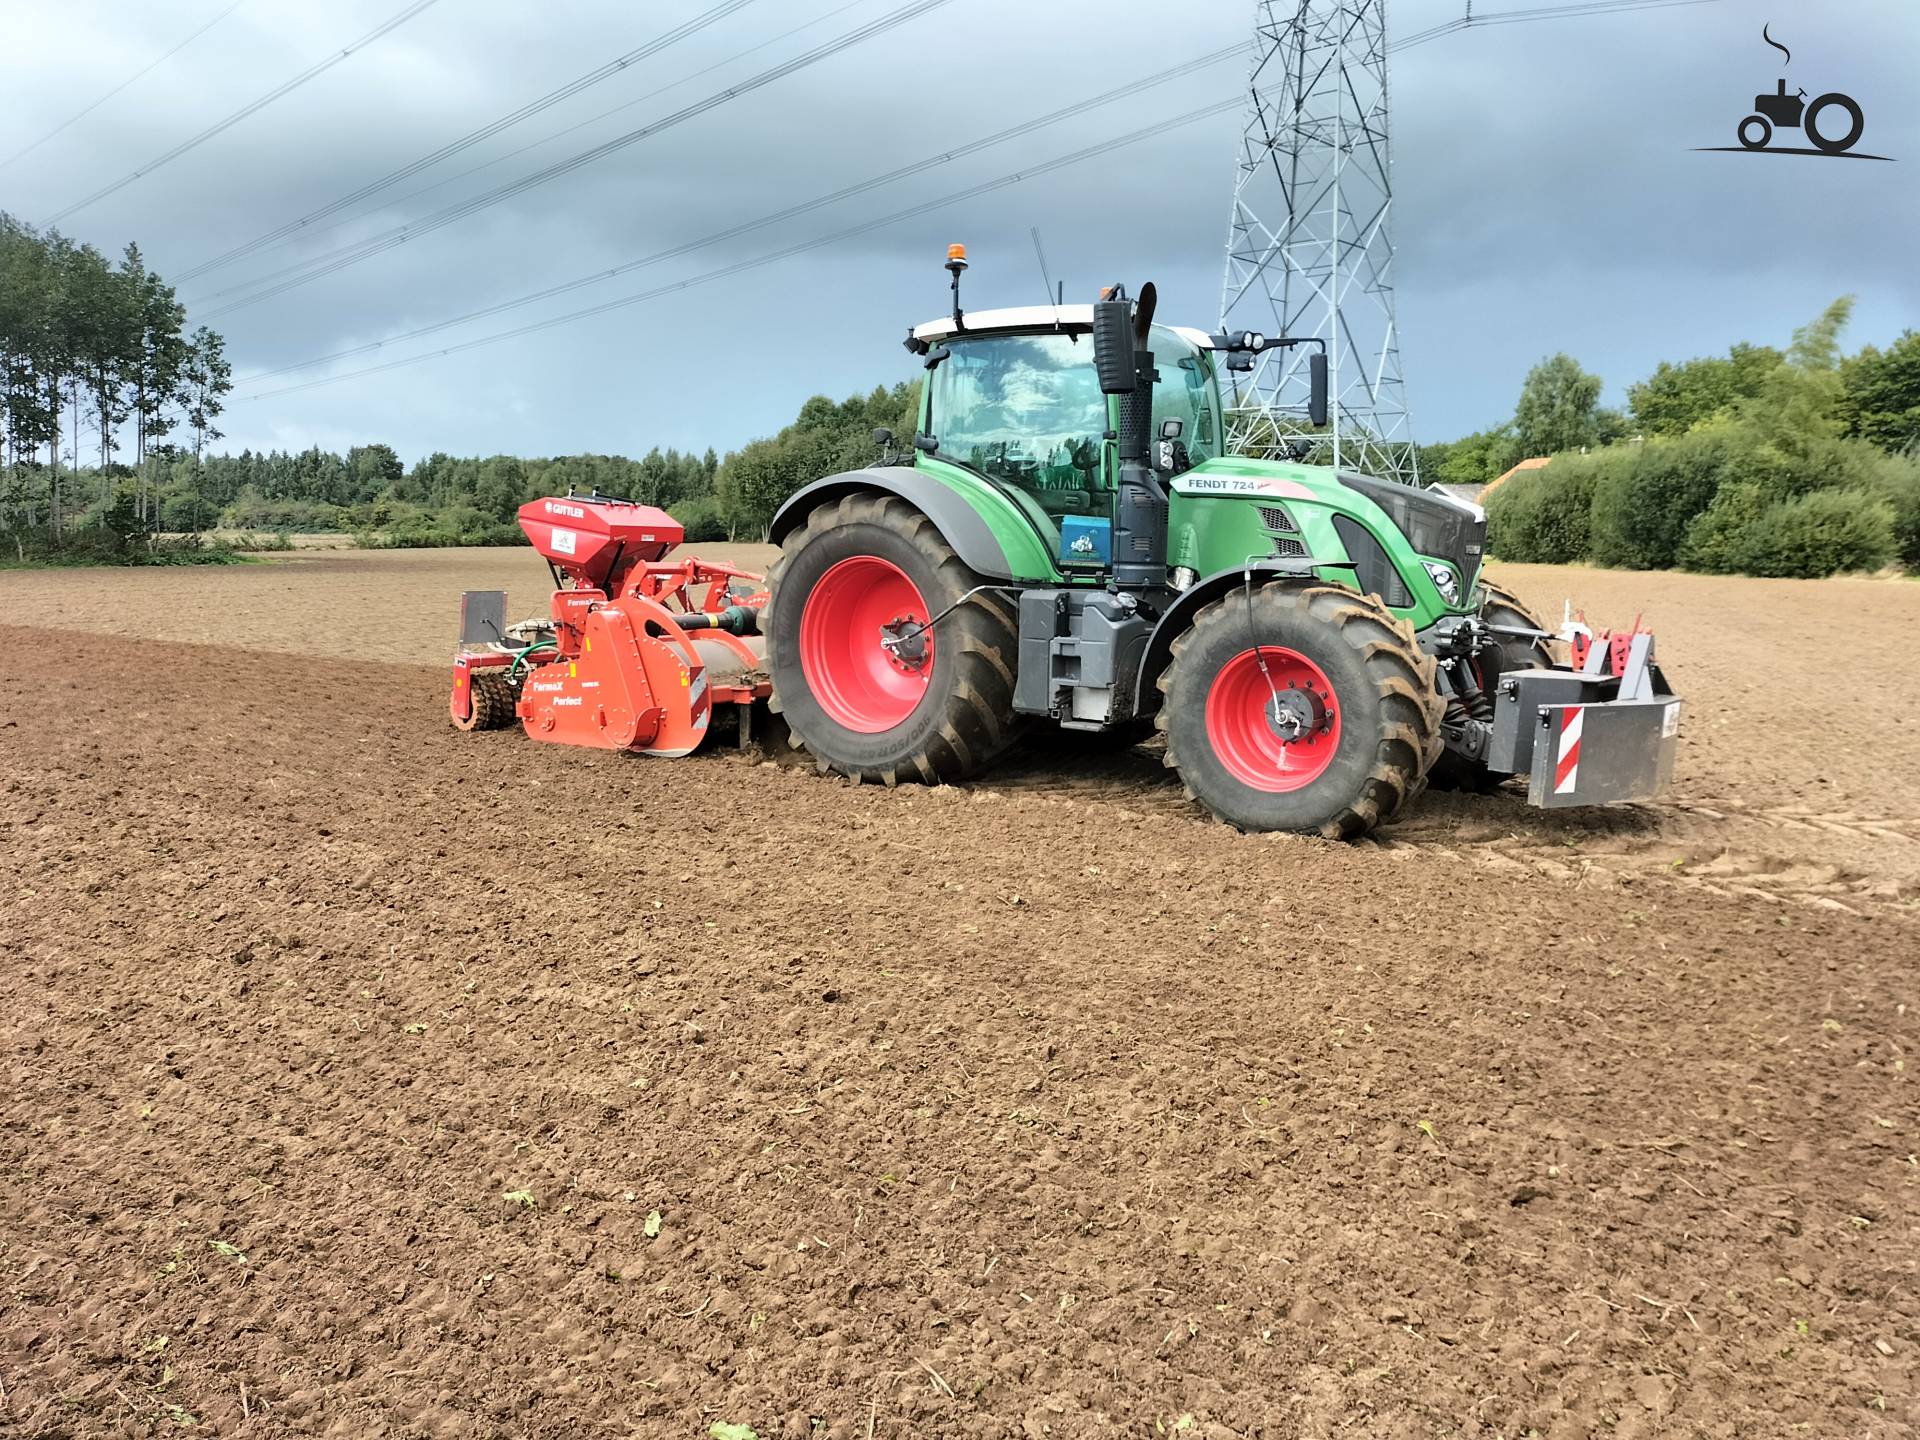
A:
[
  {"left": 1427, "top": 425, "right": 1521, "bottom": 488},
  {"left": 473, "top": 455, "right": 527, "bottom": 518},
  {"left": 1731, "top": 297, "right": 1854, "bottom": 449},
  {"left": 1512, "top": 353, "right": 1604, "bottom": 456},
  {"left": 347, "top": 443, "right": 404, "bottom": 492},
  {"left": 1841, "top": 329, "right": 1920, "bottom": 455},
  {"left": 716, "top": 380, "right": 920, "bottom": 537},
  {"left": 1627, "top": 342, "right": 1782, "bottom": 436},
  {"left": 179, "top": 327, "right": 232, "bottom": 459}
]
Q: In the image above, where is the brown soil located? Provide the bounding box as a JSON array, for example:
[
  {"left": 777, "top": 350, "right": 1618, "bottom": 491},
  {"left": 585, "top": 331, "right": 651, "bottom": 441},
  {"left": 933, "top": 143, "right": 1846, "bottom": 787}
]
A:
[
  {"left": 0, "top": 544, "right": 773, "bottom": 664},
  {"left": 1, "top": 553, "right": 1915, "bottom": 1438}
]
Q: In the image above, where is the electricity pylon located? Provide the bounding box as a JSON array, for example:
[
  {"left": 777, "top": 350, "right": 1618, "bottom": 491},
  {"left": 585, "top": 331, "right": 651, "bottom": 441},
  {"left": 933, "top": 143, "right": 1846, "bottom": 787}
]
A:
[{"left": 1219, "top": 0, "right": 1419, "bottom": 483}]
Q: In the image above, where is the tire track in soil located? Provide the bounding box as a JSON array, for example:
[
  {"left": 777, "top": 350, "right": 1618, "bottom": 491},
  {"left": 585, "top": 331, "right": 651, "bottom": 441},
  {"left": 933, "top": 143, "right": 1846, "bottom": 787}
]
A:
[{"left": 979, "top": 739, "right": 1920, "bottom": 925}]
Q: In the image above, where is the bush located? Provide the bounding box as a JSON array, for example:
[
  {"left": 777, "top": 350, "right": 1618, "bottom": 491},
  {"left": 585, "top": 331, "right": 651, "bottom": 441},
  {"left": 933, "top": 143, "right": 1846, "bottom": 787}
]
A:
[
  {"left": 232, "top": 531, "right": 295, "bottom": 552},
  {"left": 0, "top": 523, "right": 247, "bottom": 568},
  {"left": 669, "top": 494, "right": 729, "bottom": 543},
  {"left": 1831, "top": 444, "right": 1920, "bottom": 567},
  {"left": 219, "top": 492, "right": 350, "bottom": 531},
  {"left": 1485, "top": 458, "right": 1596, "bottom": 563},
  {"left": 1685, "top": 488, "right": 1894, "bottom": 578},
  {"left": 1587, "top": 433, "right": 1729, "bottom": 570},
  {"left": 354, "top": 502, "right": 521, "bottom": 549},
  {"left": 1678, "top": 481, "right": 1770, "bottom": 573}
]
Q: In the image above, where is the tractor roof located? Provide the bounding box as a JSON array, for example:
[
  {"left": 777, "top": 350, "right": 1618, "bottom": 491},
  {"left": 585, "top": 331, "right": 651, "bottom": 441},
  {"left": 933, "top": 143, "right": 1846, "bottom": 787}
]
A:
[{"left": 911, "top": 304, "right": 1214, "bottom": 350}]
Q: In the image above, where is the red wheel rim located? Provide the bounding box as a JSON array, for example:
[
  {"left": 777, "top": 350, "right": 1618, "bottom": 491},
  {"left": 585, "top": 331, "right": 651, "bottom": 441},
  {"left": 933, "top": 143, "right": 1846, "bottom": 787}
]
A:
[
  {"left": 798, "top": 556, "right": 933, "bottom": 733},
  {"left": 1204, "top": 647, "right": 1342, "bottom": 792}
]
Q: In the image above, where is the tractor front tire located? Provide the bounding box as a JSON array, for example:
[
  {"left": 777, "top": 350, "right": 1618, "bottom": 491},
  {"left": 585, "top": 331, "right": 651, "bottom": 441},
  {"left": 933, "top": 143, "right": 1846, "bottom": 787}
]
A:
[
  {"left": 1157, "top": 584, "right": 1442, "bottom": 839},
  {"left": 1478, "top": 578, "right": 1556, "bottom": 670},
  {"left": 766, "top": 493, "right": 1021, "bottom": 786}
]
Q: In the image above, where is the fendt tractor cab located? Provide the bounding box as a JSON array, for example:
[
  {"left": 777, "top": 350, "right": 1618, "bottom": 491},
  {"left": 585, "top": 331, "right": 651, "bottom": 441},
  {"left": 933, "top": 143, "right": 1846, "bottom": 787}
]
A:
[{"left": 763, "top": 248, "right": 1682, "bottom": 837}]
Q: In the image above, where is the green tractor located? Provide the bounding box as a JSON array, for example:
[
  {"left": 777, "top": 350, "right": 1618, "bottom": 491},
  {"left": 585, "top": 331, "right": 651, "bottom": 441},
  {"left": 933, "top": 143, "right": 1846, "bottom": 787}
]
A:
[{"left": 764, "top": 250, "right": 1679, "bottom": 837}]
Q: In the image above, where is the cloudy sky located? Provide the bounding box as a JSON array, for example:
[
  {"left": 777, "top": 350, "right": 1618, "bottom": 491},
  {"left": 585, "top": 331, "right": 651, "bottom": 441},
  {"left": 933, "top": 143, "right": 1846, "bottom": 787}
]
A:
[{"left": 3, "top": 0, "right": 1915, "bottom": 464}]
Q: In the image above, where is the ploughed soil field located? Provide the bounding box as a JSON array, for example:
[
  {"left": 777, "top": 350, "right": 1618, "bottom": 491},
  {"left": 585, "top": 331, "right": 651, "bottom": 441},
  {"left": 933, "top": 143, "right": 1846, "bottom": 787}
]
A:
[{"left": 1, "top": 549, "right": 1914, "bottom": 1438}]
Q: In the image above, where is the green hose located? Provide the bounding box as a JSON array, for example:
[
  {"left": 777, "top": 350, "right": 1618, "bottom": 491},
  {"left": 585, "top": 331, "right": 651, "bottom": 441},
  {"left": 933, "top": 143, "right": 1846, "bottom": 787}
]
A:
[{"left": 506, "top": 641, "right": 558, "bottom": 681}]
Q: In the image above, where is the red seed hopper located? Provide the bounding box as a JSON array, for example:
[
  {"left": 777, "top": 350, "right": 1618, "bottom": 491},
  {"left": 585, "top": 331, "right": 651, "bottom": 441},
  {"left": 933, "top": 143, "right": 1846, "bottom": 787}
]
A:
[{"left": 449, "top": 493, "right": 771, "bottom": 756}]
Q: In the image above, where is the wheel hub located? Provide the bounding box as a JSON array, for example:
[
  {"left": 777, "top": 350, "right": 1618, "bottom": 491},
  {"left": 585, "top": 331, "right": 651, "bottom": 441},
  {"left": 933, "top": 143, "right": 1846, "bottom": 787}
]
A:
[
  {"left": 1204, "top": 646, "right": 1343, "bottom": 794},
  {"left": 880, "top": 616, "right": 929, "bottom": 672},
  {"left": 1264, "top": 683, "right": 1330, "bottom": 745}
]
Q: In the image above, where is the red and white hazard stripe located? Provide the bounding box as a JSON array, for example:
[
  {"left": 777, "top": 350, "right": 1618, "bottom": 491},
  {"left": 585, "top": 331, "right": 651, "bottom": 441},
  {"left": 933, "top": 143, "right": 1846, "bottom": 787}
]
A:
[{"left": 1554, "top": 705, "right": 1584, "bottom": 796}]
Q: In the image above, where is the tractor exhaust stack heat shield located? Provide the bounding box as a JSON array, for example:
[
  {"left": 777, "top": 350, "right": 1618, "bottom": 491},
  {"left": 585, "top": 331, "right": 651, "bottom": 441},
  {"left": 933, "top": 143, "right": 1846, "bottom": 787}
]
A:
[{"left": 1091, "top": 295, "right": 1138, "bottom": 402}]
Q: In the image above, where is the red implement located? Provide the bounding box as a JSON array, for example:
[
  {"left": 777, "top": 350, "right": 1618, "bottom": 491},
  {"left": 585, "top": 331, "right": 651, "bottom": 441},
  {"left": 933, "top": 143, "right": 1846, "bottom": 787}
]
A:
[{"left": 448, "top": 495, "right": 771, "bottom": 757}]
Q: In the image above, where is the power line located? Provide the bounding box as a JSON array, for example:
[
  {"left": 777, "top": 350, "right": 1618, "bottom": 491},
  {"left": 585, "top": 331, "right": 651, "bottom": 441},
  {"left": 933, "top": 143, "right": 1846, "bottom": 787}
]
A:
[
  {"left": 236, "top": 41, "right": 1250, "bottom": 385},
  {"left": 0, "top": 0, "right": 251, "bottom": 173},
  {"left": 1394, "top": 0, "right": 1719, "bottom": 50},
  {"left": 192, "top": 0, "right": 959, "bottom": 318},
  {"left": 198, "top": 0, "right": 1702, "bottom": 315},
  {"left": 226, "top": 0, "right": 1716, "bottom": 400},
  {"left": 174, "top": 0, "right": 758, "bottom": 283},
  {"left": 274, "top": 0, "right": 878, "bottom": 261},
  {"left": 232, "top": 98, "right": 1244, "bottom": 404},
  {"left": 42, "top": 0, "right": 445, "bottom": 225}
]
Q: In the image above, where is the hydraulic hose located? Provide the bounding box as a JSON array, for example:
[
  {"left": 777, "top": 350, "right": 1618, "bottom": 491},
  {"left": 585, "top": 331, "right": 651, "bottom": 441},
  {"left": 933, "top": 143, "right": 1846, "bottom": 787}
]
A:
[{"left": 506, "top": 642, "right": 558, "bottom": 681}]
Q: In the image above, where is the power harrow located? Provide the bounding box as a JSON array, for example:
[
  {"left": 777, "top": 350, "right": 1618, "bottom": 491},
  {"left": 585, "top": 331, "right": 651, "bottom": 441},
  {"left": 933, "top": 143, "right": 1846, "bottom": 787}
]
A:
[{"left": 449, "top": 495, "right": 770, "bottom": 756}]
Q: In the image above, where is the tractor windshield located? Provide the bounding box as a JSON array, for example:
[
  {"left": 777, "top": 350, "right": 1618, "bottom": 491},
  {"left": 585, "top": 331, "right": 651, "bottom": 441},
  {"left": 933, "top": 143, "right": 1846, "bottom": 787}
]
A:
[{"left": 927, "top": 331, "right": 1106, "bottom": 523}]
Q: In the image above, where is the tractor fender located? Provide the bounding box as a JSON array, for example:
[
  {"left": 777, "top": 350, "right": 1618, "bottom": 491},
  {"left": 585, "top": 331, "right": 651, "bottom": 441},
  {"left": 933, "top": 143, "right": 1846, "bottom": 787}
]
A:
[
  {"left": 1133, "top": 561, "right": 1327, "bottom": 717},
  {"left": 768, "top": 467, "right": 1014, "bottom": 581}
]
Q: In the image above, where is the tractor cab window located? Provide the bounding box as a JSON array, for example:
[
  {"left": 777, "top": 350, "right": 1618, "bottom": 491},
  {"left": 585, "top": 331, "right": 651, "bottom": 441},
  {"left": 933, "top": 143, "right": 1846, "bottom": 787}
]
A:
[
  {"left": 927, "top": 332, "right": 1106, "bottom": 526},
  {"left": 1149, "top": 328, "right": 1220, "bottom": 466}
]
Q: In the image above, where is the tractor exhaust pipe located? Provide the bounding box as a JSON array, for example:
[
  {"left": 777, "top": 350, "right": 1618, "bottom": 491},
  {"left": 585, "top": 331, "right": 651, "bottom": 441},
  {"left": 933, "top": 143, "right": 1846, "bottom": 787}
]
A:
[{"left": 1094, "top": 282, "right": 1167, "bottom": 590}]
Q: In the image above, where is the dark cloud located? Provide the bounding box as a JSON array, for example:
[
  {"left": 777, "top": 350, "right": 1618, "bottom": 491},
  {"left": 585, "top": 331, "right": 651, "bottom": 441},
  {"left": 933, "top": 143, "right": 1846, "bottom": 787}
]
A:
[{"left": 4, "top": 0, "right": 1913, "bottom": 462}]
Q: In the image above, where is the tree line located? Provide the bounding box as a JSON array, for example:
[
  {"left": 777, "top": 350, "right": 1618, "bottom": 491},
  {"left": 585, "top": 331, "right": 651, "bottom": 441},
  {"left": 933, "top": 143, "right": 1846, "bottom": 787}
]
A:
[
  {"left": 1, "top": 212, "right": 232, "bottom": 544},
  {"left": 0, "top": 379, "right": 922, "bottom": 554},
  {"left": 1421, "top": 314, "right": 1918, "bottom": 489},
  {"left": 1446, "top": 300, "right": 1920, "bottom": 578}
]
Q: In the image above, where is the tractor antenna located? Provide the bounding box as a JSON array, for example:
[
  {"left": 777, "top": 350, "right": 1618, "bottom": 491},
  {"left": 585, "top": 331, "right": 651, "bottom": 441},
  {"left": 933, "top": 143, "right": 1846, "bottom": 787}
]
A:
[
  {"left": 945, "top": 242, "right": 968, "bottom": 332},
  {"left": 1029, "top": 226, "right": 1060, "bottom": 324}
]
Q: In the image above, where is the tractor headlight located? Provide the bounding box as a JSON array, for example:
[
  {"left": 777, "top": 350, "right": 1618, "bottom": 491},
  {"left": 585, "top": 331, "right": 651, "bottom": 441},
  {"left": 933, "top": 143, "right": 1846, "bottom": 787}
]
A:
[{"left": 1422, "top": 559, "right": 1460, "bottom": 605}]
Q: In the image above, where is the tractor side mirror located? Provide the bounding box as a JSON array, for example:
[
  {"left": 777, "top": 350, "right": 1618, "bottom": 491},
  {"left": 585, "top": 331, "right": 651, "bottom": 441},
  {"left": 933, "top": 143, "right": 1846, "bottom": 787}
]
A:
[
  {"left": 913, "top": 432, "right": 938, "bottom": 454},
  {"left": 1308, "top": 351, "right": 1329, "bottom": 428},
  {"left": 1092, "top": 298, "right": 1137, "bottom": 395},
  {"left": 872, "top": 427, "right": 894, "bottom": 447}
]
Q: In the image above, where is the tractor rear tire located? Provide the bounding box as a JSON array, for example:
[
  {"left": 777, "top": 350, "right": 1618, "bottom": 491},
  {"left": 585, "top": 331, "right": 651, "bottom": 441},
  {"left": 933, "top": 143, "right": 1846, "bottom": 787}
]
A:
[
  {"left": 766, "top": 493, "right": 1021, "bottom": 786},
  {"left": 1429, "top": 578, "right": 1554, "bottom": 792},
  {"left": 1156, "top": 583, "right": 1442, "bottom": 838},
  {"left": 453, "top": 670, "right": 516, "bottom": 732}
]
